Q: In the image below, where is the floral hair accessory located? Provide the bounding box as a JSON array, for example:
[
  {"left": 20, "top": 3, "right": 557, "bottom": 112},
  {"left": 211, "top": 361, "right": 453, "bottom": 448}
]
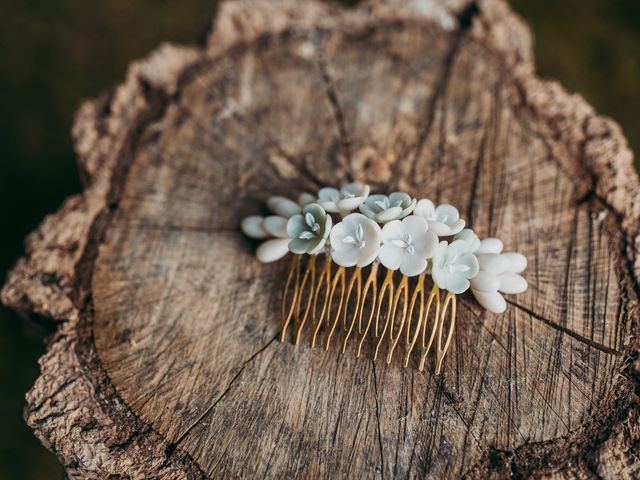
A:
[{"left": 241, "top": 183, "right": 528, "bottom": 373}]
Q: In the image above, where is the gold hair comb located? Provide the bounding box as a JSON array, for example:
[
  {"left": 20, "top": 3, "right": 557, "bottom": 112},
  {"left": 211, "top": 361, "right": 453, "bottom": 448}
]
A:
[{"left": 242, "top": 183, "right": 528, "bottom": 373}]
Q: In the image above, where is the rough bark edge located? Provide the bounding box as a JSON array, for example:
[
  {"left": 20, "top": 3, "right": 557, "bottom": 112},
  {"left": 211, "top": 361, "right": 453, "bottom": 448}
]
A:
[
  {"left": 0, "top": 0, "right": 637, "bottom": 477},
  {"left": 2, "top": 44, "right": 208, "bottom": 479}
]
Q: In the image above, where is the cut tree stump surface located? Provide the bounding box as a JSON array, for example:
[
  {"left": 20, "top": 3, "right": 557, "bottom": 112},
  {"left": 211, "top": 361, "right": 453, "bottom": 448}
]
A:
[{"left": 3, "top": 0, "right": 640, "bottom": 478}]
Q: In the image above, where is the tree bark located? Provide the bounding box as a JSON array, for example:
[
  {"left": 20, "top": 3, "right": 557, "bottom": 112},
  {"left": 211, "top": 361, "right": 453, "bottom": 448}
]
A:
[{"left": 2, "top": 0, "right": 639, "bottom": 478}]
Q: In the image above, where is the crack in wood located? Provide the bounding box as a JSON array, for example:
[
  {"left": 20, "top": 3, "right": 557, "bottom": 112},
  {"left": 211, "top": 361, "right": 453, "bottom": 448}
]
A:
[
  {"left": 172, "top": 336, "right": 278, "bottom": 450},
  {"left": 506, "top": 300, "right": 623, "bottom": 357},
  {"left": 405, "top": 2, "right": 479, "bottom": 186},
  {"left": 371, "top": 361, "right": 386, "bottom": 479},
  {"left": 317, "top": 55, "right": 354, "bottom": 182}
]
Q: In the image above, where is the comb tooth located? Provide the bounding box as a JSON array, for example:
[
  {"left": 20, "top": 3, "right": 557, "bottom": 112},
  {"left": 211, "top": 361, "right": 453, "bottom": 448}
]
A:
[
  {"left": 324, "top": 266, "right": 346, "bottom": 350},
  {"left": 293, "top": 255, "right": 317, "bottom": 345},
  {"left": 404, "top": 273, "right": 426, "bottom": 367},
  {"left": 419, "top": 284, "right": 441, "bottom": 372},
  {"left": 280, "top": 255, "right": 301, "bottom": 342},
  {"left": 310, "top": 256, "right": 332, "bottom": 348},
  {"left": 355, "top": 263, "right": 378, "bottom": 358},
  {"left": 279, "top": 257, "right": 455, "bottom": 374},
  {"left": 386, "top": 275, "right": 409, "bottom": 364},
  {"left": 373, "top": 269, "right": 395, "bottom": 361},
  {"left": 435, "top": 292, "right": 457, "bottom": 375},
  {"left": 340, "top": 267, "right": 362, "bottom": 353}
]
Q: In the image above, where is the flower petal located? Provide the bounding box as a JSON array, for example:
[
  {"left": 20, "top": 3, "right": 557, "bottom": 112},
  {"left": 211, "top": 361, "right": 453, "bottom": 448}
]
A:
[
  {"left": 389, "top": 191, "right": 411, "bottom": 208},
  {"left": 381, "top": 220, "right": 404, "bottom": 244},
  {"left": 502, "top": 252, "right": 527, "bottom": 273},
  {"left": 263, "top": 216, "right": 288, "bottom": 238},
  {"left": 317, "top": 189, "right": 339, "bottom": 212},
  {"left": 331, "top": 248, "right": 358, "bottom": 267},
  {"left": 288, "top": 237, "right": 311, "bottom": 254},
  {"left": 402, "top": 214, "right": 427, "bottom": 236},
  {"left": 377, "top": 206, "right": 403, "bottom": 223},
  {"left": 329, "top": 222, "right": 350, "bottom": 251},
  {"left": 320, "top": 213, "right": 333, "bottom": 238},
  {"left": 414, "top": 231, "right": 438, "bottom": 258},
  {"left": 448, "top": 219, "right": 465, "bottom": 235},
  {"left": 454, "top": 229, "right": 480, "bottom": 253},
  {"left": 458, "top": 253, "right": 480, "bottom": 278},
  {"left": 256, "top": 238, "right": 290, "bottom": 263},
  {"left": 359, "top": 203, "right": 376, "bottom": 219},
  {"left": 400, "top": 256, "right": 427, "bottom": 277},
  {"left": 337, "top": 196, "right": 365, "bottom": 211},
  {"left": 356, "top": 241, "right": 381, "bottom": 267},
  {"left": 477, "top": 253, "right": 509, "bottom": 274},
  {"left": 399, "top": 198, "right": 417, "bottom": 218},
  {"left": 320, "top": 201, "right": 339, "bottom": 213},
  {"left": 470, "top": 271, "right": 500, "bottom": 292},
  {"left": 286, "top": 214, "right": 306, "bottom": 238},
  {"left": 318, "top": 187, "right": 339, "bottom": 203},
  {"left": 476, "top": 237, "right": 503, "bottom": 255},
  {"left": 357, "top": 217, "right": 382, "bottom": 267},
  {"left": 447, "top": 239, "right": 470, "bottom": 257},
  {"left": 361, "top": 215, "right": 382, "bottom": 239},
  {"left": 432, "top": 265, "right": 448, "bottom": 289},
  {"left": 435, "top": 204, "right": 459, "bottom": 223},
  {"left": 267, "top": 196, "right": 301, "bottom": 217},
  {"left": 378, "top": 245, "right": 404, "bottom": 270},
  {"left": 415, "top": 199, "right": 435, "bottom": 218},
  {"left": 497, "top": 273, "right": 528, "bottom": 294},
  {"left": 471, "top": 289, "right": 507, "bottom": 313},
  {"left": 428, "top": 221, "right": 452, "bottom": 236},
  {"left": 445, "top": 276, "right": 470, "bottom": 294},
  {"left": 303, "top": 203, "right": 326, "bottom": 221},
  {"left": 241, "top": 216, "right": 268, "bottom": 239},
  {"left": 343, "top": 182, "right": 369, "bottom": 197},
  {"left": 309, "top": 238, "right": 326, "bottom": 255},
  {"left": 298, "top": 192, "right": 316, "bottom": 206}
]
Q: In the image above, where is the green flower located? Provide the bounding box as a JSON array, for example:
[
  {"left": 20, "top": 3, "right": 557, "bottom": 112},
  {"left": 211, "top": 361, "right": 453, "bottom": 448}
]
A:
[
  {"left": 359, "top": 192, "right": 416, "bottom": 223},
  {"left": 286, "top": 203, "right": 332, "bottom": 254}
]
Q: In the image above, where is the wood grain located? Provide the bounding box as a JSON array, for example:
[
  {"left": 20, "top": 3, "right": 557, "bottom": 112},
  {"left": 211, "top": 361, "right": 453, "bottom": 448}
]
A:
[{"left": 2, "top": 0, "right": 639, "bottom": 478}]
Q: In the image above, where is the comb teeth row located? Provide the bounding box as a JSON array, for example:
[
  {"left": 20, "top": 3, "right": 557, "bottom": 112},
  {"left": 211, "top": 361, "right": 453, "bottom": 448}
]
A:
[{"left": 280, "top": 255, "right": 457, "bottom": 374}]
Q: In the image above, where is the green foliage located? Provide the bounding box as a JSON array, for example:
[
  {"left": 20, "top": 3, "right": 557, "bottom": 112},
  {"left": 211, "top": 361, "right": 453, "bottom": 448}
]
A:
[{"left": 510, "top": 0, "right": 640, "bottom": 163}]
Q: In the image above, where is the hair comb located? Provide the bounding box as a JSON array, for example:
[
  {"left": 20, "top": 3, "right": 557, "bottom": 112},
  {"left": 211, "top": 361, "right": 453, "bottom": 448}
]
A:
[{"left": 241, "top": 183, "right": 528, "bottom": 374}]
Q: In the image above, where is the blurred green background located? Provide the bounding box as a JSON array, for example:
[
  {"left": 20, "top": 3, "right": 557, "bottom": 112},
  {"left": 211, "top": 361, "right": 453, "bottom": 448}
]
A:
[{"left": 0, "top": 1, "right": 637, "bottom": 478}]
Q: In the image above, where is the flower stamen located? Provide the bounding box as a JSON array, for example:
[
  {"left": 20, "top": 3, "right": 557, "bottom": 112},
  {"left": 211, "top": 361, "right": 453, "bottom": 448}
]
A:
[{"left": 305, "top": 212, "right": 320, "bottom": 232}]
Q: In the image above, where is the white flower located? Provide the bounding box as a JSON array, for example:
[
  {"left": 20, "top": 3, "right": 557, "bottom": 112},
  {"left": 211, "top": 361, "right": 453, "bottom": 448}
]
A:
[
  {"left": 415, "top": 199, "right": 465, "bottom": 236},
  {"left": 318, "top": 182, "right": 370, "bottom": 214},
  {"left": 378, "top": 216, "right": 438, "bottom": 276},
  {"left": 359, "top": 192, "right": 417, "bottom": 223},
  {"left": 431, "top": 240, "right": 479, "bottom": 294},
  {"left": 329, "top": 213, "right": 381, "bottom": 267},
  {"left": 468, "top": 237, "right": 528, "bottom": 313}
]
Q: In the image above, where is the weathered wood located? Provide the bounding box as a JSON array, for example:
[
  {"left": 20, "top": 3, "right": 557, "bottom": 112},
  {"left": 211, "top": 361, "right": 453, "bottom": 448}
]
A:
[{"left": 2, "top": 0, "right": 639, "bottom": 478}]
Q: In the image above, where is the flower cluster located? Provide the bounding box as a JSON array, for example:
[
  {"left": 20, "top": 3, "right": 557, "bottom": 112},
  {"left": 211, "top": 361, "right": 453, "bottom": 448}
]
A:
[{"left": 241, "top": 183, "right": 528, "bottom": 311}]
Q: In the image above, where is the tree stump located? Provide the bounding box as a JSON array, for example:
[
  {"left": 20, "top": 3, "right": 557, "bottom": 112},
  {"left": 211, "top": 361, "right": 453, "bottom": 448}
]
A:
[{"left": 3, "top": 0, "right": 640, "bottom": 478}]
